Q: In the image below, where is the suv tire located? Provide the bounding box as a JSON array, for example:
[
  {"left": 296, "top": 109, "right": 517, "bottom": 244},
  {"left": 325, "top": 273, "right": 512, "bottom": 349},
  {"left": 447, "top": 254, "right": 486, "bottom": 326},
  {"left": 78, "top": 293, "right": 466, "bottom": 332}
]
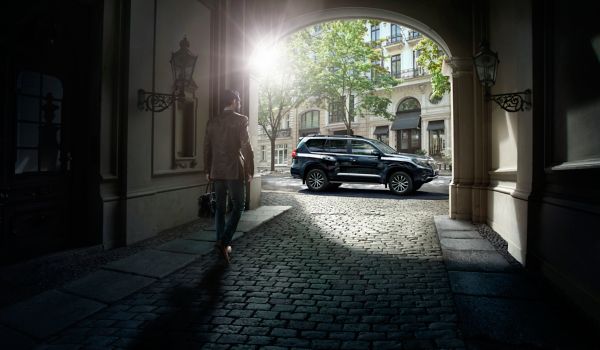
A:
[
  {"left": 388, "top": 171, "right": 413, "bottom": 195},
  {"left": 306, "top": 168, "right": 329, "bottom": 191}
]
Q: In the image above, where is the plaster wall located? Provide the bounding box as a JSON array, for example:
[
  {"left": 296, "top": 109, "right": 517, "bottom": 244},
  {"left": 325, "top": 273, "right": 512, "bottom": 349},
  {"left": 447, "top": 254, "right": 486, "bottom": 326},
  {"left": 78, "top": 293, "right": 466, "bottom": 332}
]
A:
[
  {"left": 486, "top": 0, "right": 533, "bottom": 264},
  {"left": 123, "top": 0, "right": 213, "bottom": 243}
]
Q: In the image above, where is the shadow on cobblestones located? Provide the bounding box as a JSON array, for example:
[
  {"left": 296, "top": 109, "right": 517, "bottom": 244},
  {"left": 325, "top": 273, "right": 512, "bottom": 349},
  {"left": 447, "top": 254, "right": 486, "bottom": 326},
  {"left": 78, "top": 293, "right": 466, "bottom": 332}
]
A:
[
  {"left": 131, "top": 261, "right": 226, "bottom": 349},
  {"left": 46, "top": 191, "right": 460, "bottom": 349}
]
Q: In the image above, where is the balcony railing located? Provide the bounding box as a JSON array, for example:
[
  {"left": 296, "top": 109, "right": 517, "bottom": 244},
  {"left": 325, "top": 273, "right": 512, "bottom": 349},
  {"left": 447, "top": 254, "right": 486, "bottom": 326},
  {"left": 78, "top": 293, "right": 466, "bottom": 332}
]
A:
[
  {"left": 407, "top": 31, "right": 422, "bottom": 41},
  {"left": 394, "top": 67, "right": 426, "bottom": 79},
  {"left": 277, "top": 128, "right": 291, "bottom": 137},
  {"left": 384, "top": 36, "right": 403, "bottom": 46}
]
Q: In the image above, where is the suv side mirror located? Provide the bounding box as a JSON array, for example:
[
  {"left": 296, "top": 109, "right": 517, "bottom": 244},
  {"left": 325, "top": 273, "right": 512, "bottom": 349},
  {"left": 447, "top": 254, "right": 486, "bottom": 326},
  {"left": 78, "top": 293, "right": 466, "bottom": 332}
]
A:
[{"left": 371, "top": 150, "right": 382, "bottom": 157}]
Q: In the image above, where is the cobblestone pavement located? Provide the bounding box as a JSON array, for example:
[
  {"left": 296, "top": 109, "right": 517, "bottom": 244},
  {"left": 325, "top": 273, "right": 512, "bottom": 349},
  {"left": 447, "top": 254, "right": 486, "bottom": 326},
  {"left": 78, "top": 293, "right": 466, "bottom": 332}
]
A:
[{"left": 44, "top": 191, "right": 462, "bottom": 349}]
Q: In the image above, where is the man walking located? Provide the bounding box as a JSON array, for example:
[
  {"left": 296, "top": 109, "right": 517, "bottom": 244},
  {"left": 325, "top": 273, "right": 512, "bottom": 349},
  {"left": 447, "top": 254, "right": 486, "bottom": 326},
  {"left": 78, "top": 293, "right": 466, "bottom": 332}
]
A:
[{"left": 204, "top": 90, "right": 254, "bottom": 264}]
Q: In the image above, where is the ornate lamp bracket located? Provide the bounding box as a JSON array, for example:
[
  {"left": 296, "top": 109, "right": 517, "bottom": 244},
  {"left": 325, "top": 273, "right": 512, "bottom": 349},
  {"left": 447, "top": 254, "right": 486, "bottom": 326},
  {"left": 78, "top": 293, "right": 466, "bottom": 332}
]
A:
[
  {"left": 137, "top": 89, "right": 185, "bottom": 112},
  {"left": 486, "top": 89, "right": 531, "bottom": 112}
]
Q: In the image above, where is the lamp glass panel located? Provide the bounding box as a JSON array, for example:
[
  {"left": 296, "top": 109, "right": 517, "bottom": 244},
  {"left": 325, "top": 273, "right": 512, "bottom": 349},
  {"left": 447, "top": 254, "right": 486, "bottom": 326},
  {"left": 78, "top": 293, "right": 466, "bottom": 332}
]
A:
[{"left": 474, "top": 51, "right": 498, "bottom": 87}]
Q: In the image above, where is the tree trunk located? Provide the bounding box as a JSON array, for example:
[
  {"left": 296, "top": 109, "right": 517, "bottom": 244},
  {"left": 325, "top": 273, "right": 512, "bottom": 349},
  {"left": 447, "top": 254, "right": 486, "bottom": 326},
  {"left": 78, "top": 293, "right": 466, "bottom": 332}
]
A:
[{"left": 270, "top": 138, "right": 276, "bottom": 171}]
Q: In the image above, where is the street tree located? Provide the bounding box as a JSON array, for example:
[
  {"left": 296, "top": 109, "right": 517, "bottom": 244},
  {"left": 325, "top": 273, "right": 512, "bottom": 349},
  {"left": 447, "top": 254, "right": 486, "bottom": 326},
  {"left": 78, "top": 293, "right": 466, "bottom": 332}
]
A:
[
  {"left": 415, "top": 37, "right": 450, "bottom": 99},
  {"left": 292, "top": 20, "right": 399, "bottom": 135},
  {"left": 256, "top": 41, "right": 309, "bottom": 171}
]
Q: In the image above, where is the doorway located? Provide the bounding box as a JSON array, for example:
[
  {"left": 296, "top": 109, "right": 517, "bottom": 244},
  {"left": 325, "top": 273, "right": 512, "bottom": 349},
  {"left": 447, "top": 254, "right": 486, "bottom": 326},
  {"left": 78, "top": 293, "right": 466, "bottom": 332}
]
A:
[
  {"left": 0, "top": 1, "right": 102, "bottom": 264},
  {"left": 393, "top": 97, "right": 421, "bottom": 154}
]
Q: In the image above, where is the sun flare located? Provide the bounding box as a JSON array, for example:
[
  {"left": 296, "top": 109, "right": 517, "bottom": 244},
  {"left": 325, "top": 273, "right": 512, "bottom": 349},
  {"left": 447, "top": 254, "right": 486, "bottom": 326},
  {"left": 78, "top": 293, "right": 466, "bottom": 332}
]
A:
[{"left": 248, "top": 40, "right": 283, "bottom": 75}]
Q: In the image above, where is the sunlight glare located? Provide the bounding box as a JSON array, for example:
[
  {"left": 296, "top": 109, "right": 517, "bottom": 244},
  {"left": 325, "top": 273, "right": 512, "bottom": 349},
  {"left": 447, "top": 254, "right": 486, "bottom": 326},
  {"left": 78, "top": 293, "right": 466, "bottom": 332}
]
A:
[{"left": 248, "top": 39, "right": 283, "bottom": 75}]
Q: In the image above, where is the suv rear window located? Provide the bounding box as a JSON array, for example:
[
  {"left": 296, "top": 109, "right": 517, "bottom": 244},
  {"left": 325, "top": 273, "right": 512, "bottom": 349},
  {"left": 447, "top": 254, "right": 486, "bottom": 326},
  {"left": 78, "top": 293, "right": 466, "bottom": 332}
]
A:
[
  {"left": 305, "top": 139, "right": 326, "bottom": 152},
  {"left": 325, "top": 139, "right": 349, "bottom": 154}
]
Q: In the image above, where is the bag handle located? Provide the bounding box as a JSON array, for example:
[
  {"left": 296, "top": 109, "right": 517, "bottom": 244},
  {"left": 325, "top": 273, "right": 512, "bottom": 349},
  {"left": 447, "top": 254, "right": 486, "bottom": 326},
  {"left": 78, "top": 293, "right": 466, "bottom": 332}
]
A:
[{"left": 204, "top": 181, "right": 213, "bottom": 194}]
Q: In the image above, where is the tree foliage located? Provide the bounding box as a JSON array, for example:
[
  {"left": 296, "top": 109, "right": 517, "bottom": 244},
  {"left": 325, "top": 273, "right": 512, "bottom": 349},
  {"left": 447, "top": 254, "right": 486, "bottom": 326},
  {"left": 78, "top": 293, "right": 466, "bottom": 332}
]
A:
[
  {"left": 415, "top": 38, "right": 450, "bottom": 99},
  {"left": 290, "top": 20, "right": 399, "bottom": 134}
]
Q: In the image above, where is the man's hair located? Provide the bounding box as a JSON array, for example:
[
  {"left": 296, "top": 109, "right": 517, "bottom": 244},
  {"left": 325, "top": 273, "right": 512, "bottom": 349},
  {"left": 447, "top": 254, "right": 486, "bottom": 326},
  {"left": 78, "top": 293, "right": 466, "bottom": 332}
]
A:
[{"left": 222, "top": 89, "right": 240, "bottom": 107}]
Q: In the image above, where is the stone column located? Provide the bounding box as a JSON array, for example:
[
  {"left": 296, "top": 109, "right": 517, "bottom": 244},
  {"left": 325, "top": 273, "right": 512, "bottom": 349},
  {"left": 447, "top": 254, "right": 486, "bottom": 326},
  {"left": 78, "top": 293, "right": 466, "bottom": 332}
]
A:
[
  {"left": 446, "top": 57, "right": 478, "bottom": 221},
  {"left": 421, "top": 120, "right": 429, "bottom": 155}
]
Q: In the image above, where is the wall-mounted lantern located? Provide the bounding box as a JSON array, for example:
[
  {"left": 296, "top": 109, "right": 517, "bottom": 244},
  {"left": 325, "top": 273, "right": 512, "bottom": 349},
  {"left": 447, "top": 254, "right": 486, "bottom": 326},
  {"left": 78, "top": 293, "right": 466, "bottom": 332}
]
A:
[
  {"left": 473, "top": 41, "right": 531, "bottom": 112},
  {"left": 138, "top": 36, "right": 198, "bottom": 112}
]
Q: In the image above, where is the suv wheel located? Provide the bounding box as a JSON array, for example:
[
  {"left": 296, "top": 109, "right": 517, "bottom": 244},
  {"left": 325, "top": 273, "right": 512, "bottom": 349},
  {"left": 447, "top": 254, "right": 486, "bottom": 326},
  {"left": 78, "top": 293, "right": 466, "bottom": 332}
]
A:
[
  {"left": 388, "top": 171, "right": 413, "bottom": 195},
  {"left": 306, "top": 168, "right": 329, "bottom": 191}
]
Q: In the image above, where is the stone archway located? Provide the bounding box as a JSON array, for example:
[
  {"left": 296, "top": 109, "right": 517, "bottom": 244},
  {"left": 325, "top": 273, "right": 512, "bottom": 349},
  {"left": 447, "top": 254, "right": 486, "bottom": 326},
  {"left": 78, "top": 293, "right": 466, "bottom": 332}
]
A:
[{"left": 238, "top": 2, "right": 483, "bottom": 222}]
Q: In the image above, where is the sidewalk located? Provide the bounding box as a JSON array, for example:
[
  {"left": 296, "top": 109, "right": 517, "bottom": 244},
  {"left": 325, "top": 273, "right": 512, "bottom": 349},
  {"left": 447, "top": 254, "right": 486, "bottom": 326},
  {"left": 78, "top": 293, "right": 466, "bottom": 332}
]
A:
[
  {"left": 0, "top": 206, "right": 291, "bottom": 349},
  {"left": 433, "top": 216, "right": 598, "bottom": 349}
]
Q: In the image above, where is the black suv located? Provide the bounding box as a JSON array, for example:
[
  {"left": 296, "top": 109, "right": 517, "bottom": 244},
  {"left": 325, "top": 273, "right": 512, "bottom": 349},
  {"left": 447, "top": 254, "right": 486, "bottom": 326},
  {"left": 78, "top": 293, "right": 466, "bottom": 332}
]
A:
[{"left": 290, "top": 135, "right": 438, "bottom": 195}]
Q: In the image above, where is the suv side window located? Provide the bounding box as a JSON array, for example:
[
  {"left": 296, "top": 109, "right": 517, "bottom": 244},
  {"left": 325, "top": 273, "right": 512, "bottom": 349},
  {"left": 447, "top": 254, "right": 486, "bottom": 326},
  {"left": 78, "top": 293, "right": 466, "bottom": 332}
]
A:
[
  {"left": 305, "top": 139, "right": 326, "bottom": 152},
  {"left": 325, "top": 139, "right": 349, "bottom": 154},
  {"left": 351, "top": 140, "right": 378, "bottom": 155}
]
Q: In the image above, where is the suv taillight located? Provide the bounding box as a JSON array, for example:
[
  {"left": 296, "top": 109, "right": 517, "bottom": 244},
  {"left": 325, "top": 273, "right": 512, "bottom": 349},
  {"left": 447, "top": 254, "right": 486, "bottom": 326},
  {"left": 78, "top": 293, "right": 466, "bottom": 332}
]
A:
[{"left": 291, "top": 149, "right": 297, "bottom": 159}]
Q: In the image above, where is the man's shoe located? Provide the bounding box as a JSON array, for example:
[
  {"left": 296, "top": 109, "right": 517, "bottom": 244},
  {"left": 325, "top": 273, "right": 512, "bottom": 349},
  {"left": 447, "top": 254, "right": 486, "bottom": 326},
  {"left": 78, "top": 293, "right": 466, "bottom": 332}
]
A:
[{"left": 220, "top": 246, "right": 230, "bottom": 264}]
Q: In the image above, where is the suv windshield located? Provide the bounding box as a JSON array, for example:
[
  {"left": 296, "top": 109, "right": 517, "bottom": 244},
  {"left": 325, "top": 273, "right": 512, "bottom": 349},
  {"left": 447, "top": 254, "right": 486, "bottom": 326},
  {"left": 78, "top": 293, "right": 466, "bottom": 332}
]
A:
[{"left": 371, "top": 140, "right": 397, "bottom": 154}]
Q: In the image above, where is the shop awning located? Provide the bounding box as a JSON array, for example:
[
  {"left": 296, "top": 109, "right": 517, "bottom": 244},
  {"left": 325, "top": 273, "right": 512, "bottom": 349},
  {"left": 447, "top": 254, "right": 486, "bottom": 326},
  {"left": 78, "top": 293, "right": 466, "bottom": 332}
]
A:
[
  {"left": 391, "top": 111, "right": 420, "bottom": 130},
  {"left": 427, "top": 120, "right": 445, "bottom": 131},
  {"left": 373, "top": 125, "right": 389, "bottom": 135}
]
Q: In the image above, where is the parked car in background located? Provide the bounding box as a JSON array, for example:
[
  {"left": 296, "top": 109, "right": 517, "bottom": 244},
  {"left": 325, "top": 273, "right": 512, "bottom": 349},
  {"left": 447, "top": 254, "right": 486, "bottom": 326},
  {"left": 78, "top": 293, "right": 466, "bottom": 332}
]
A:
[{"left": 290, "top": 135, "right": 438, "bottom": 195}]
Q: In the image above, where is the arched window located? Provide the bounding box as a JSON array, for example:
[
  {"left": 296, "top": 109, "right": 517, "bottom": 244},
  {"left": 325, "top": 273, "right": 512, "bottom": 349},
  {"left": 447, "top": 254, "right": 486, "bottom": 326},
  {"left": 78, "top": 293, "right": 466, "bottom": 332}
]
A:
[
  {"left": 396, "top": 97, "right": 420, "bottom": 112},
  {"left": 393, "top": 97, "right": 422, "bottom": 154},
  {"left": 300, "top": 110, "right": 320, "bottom": 130}
]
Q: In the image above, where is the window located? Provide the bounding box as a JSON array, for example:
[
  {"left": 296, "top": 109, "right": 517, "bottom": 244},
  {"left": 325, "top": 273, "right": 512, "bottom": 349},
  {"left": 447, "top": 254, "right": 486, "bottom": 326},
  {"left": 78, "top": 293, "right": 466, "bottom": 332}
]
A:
[
  {"left": 391, "top": 55, "right": 401, "bottom": 78},
  {"left": 428, "top": 121, "right": 445, "bottom": 156},
  {"left": 429, "top": 129, "right": 445, "bottom": 156},
  {"left": 400, "top": 130, "right": 409, "bottom": 150},
  {"left": 275, "top": 144, "right": 288, "bottom": 165},
  {"left": 413, "top": 50, "right": 425, "bottom": 76},
  {"left": 407, "top": 30, "right": 421, "bottom": 40},
  {"left": 306, "top": 139, "right": 326, "bottom": 152},
  {"left": 371, "top": 24, "right": 380, "bottom": 42},
  {"left": 351, "top": 140, "right": 378, "bottom": 155},
  {"left": 300, "top": 110, "right": 320, "bottom": 129},
  {"left": 329, "top": 96, "right": 354, "bottom": 124},
  {"left": 398, "top": 129, "right": 421, "bottom": 152},
  {"left": 328, "top": 98, "right": 345, "bottom": 123},
  {"left": 15, "top": 71, "right": 63, "bottom": 174},
  {"left": 325, "top": 139, "right": 348, "bottom": 153},
  {"left": 397, "top": 97, "right": 421, "bottom": 112},
  {"left": 390, "top": 24, "right": 402, "bottom": 43},
  {"left": 260, "top": 145, "right": 266, "bottom": 162},
  {"left": 329, "top": 99, "right": 343, "bottom": 123},
  {"left": 280, "top": 115, "right": 289, "bottom": 129},
  {"left": 411, "top": 130, "right": 420, "bottom": 148}
]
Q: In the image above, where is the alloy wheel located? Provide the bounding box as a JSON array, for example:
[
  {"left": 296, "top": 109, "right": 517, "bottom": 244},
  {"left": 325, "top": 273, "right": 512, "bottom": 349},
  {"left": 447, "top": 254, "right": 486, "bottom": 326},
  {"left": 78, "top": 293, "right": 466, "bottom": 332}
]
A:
[
  {"left": 307, "top": 170, "right": 326, "bottom": 190},
  {"left": 391, "top": 173, "right": 409, "bottom": 193}
]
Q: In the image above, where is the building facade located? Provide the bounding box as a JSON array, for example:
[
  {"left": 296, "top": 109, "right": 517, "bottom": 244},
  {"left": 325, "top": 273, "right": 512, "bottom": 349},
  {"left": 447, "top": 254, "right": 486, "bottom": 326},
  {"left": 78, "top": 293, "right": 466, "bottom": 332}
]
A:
[{"left": 256, "top": 23, "right": 451, "bottom": 172}]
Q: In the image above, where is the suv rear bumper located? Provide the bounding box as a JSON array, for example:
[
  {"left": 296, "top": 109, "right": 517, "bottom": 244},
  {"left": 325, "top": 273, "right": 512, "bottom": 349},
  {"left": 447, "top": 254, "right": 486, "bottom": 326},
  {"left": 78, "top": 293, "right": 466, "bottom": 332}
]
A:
[{"left": 290, "top": 165, "right": 302, "bottom": 179}]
